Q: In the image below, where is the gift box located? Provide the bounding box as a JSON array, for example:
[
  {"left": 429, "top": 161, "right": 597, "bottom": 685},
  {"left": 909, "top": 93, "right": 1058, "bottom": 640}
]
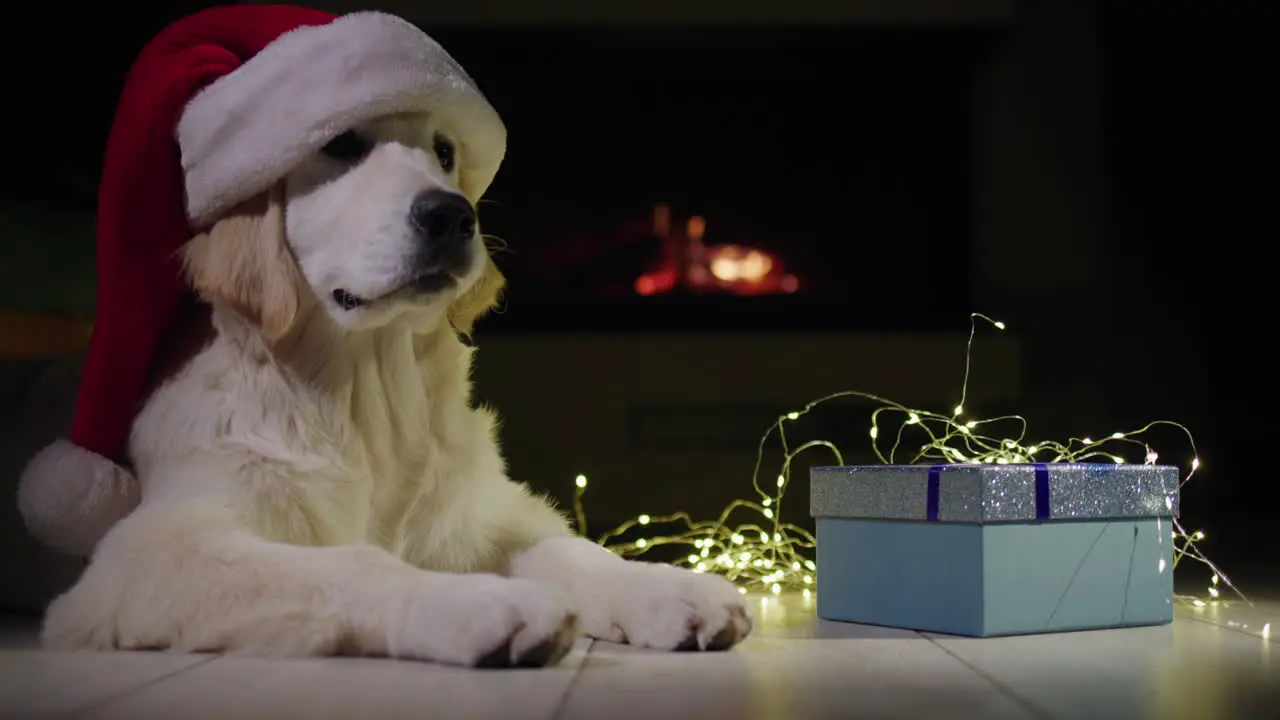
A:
[{"left": 810, "top": 463, "right": 1179, "bottom": 637}]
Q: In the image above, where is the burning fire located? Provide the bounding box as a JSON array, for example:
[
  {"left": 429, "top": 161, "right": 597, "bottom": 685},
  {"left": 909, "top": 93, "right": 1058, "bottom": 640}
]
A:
[
  {"left": 709, "top": 246, "right": 773, "bottom": 284},
  {"left": 634, "top": 205, "right": 799, "bottom": 296}
]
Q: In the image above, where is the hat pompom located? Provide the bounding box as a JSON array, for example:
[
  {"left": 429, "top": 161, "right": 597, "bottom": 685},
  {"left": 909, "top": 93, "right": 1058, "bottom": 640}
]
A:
[{"left": 17, "top": 440, "right": 139, "bottom": 557}]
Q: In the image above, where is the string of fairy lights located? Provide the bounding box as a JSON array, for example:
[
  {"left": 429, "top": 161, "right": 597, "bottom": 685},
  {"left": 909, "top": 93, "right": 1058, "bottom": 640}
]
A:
[{"left": 570, "top": 313, "right": 1246, "bottom": 609}]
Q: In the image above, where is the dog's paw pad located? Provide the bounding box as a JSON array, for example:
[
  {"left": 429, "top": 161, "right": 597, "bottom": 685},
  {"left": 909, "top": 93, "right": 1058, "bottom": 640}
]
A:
[
  {"left": 515, "top": 613, "right": 578, "bottom": 667},
  {"left": 473, "top": 612, "right": 579, "bottom": 668},
  {"left": 705, "top": 617, "right": 740, "bottom": 651},
  {"left": 674, "top": 631, "right": 701, "bottom": 652},
  {"left": 475, "top": 634, "right": 517, "bottom": 668}
]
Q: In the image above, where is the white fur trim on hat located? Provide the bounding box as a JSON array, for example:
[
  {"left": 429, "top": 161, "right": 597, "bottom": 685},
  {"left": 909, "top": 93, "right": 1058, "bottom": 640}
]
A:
[
  {"left": 17, "top": 439, "right": 140, "bottom": 557},
  {"left": 178, "top": 11, "right": 507, "bottom": 227}
]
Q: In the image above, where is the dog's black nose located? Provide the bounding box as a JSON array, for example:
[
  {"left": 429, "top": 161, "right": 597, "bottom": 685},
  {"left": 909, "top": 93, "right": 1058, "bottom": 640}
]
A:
[{"left": 410, "top": 190, "right": 475, "bottom": 248}]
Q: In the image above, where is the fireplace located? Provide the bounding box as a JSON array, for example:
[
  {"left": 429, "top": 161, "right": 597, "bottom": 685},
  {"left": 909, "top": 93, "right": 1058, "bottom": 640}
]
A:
[{"left": 421, "top": 26, "right": 996, "bottom": 334}]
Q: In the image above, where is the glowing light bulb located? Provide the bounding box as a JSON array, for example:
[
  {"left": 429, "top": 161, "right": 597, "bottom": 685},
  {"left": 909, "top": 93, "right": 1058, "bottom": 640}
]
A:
[
  {"left": 1192, "top": 457, "right": 1201, "bottom": 470},
  {"left": 761, "top": 498, "right": 771, "bottom": 507},
  {"left": 776, "top": 475, "right": 785, "bottom": 487},
  {"left": 574, "top": 475, "right": 587, "bottom": 488},
  {"left": 870, "top": 426, "right": 879, "bottom": 439},
  {"left": 953, "top": 405, "right": 964, "bottom": 416},
  {"left": 635, "top": 538, "right": 647, "bottom": 548},
  {"left": 763, "top": 508, "right": 774, "bottom": 519},
  {"left": 786, "top": 412, "right": 799, "bottom": 420},
  {"left": 907, "top": 413, "right": 920, "bottom": 424},
  {"left": 1112, "top": 432, "right": 1125, "bottom": 439},
  {"left": 994, "top": 320, "right": 1006, "bottom": 330},
  {"left": 638, "top": 514, "right": 650, "bottom": 525}
]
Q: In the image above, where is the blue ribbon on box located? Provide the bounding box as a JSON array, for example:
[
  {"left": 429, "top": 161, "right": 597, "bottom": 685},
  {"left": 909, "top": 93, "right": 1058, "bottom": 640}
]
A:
[{"left": 927, "top": 463, "right": 1052, "bottom": 521}]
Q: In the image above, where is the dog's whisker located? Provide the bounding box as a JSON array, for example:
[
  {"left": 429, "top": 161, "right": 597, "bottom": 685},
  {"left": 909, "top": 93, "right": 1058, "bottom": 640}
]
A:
[{"left": 482, "top": 234, "right": 512, "bottom": 257}]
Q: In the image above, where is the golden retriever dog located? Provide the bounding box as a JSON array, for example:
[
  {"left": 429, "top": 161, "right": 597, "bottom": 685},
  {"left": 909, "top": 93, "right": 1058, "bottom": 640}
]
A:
[{"left": 38, "top": 113, "right": 751, "bottom": 667}]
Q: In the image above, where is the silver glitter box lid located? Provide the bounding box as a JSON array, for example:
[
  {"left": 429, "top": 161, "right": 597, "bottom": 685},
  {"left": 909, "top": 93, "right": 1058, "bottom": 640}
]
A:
[{"left": 810, "top": 464, "right": 1180, "bottom": 524}]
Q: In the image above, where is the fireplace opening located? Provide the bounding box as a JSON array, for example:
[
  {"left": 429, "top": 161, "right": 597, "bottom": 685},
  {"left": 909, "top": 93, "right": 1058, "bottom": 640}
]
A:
[{"left": 419, "top": 27, "right": 992, "bottom": 333}]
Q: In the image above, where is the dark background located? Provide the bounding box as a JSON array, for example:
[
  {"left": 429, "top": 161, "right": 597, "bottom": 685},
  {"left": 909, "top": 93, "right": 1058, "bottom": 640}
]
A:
[{"left": 0, "top": 0, "right": 1274, "bottom": 596}]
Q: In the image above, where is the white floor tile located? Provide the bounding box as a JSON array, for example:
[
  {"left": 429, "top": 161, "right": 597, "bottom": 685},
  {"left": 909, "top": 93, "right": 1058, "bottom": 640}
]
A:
[
  {"left": 3, "top": 591, "right": 1275, "bottom": 720},
  {"left": 0, "top": 619, "right": 211, "bottom": 718},
  {"left": 1179, "top": 598, "right": 1278, "bottom": 643},
  {"left": 558, "top": 596, "right": 1033, "bottom": 720},
  {"left": 83, "top": 638, "right": 592, "bottom": 720},
  {"left": 560, "top": 638, "right": 1034, "bottom": 720},
  {"left": 928, "top": 618, "right": 1280, "bottom": 719}
]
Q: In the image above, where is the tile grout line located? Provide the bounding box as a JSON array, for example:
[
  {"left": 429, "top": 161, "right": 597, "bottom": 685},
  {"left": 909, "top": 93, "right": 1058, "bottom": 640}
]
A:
[
  {"left": 921, "top": 634, "right": 1057, "bottom": 720},
  {"left": 63, "top": 654, "right": 221, "bottom": 719},
  {"left": 549, "top": 639, "right": 598, "bottom": 720}
]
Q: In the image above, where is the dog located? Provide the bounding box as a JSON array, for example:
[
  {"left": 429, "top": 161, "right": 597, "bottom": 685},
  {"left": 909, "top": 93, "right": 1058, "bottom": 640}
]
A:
[{"left": 40, "top": 113, "right": 752, "bottom": 666}]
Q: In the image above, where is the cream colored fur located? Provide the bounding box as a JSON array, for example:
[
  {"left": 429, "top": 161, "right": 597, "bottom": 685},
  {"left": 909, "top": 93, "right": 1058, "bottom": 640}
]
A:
[{"left": 42, "top": 115, "right": 750, "bottom": 667}]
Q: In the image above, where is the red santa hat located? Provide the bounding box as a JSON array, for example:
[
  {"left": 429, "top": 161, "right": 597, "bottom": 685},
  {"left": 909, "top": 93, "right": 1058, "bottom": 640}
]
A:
[{"left": 16, "top": 5, "right": 507, "bottom": 557}]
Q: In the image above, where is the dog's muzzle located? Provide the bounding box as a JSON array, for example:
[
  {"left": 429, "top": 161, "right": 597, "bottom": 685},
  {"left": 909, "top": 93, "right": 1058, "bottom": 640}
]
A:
[{"left": 331, "top": 190, "right": 478, "bottom": 311}]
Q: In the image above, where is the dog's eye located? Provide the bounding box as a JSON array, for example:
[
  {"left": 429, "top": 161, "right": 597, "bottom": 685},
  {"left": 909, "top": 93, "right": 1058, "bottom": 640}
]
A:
[
  {"left": 433, "top": 135, "right": 456, "bottom": 174},
  {"left": 320, "top": 130, "right": 372, "bottom": 163}
]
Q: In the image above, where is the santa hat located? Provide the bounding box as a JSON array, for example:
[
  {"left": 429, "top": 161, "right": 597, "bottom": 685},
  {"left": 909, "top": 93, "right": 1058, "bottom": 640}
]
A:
[{"left": 16, "top": 5, "right": 507, "bottom": 557}]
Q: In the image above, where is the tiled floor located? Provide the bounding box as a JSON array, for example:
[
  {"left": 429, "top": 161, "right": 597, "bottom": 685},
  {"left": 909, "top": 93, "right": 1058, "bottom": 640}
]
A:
[{"left": 1, "top": 594, "right": 1275, "bottom": 719}]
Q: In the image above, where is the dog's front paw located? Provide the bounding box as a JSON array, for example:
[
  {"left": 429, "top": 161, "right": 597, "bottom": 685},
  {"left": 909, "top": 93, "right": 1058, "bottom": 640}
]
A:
[
  {"left": 575, "top": 562, "right": 752, "bottom": 652},
  {"left": 394, "top": 575, "right": 579, "bottom": 668}
]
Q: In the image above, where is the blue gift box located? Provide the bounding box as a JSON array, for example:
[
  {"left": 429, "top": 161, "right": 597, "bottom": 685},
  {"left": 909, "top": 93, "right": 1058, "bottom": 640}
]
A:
[{"left": 810, "top": 463, "right": 1179, "bottom": 637}]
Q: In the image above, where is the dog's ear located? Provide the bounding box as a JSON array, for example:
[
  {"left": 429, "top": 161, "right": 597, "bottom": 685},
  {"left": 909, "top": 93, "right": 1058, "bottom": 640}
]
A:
[
  {"left": 182, "top": 182, "right": 302, "bottom": 342},
  {"left": 447, "top": 254, "right": 505, "bottom": 338}
]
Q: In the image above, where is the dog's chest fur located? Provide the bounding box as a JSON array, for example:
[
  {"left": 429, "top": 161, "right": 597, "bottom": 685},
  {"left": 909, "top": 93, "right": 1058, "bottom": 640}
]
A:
[{"left": 130, "top": 311, "right": 510, "bottom": 572}]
